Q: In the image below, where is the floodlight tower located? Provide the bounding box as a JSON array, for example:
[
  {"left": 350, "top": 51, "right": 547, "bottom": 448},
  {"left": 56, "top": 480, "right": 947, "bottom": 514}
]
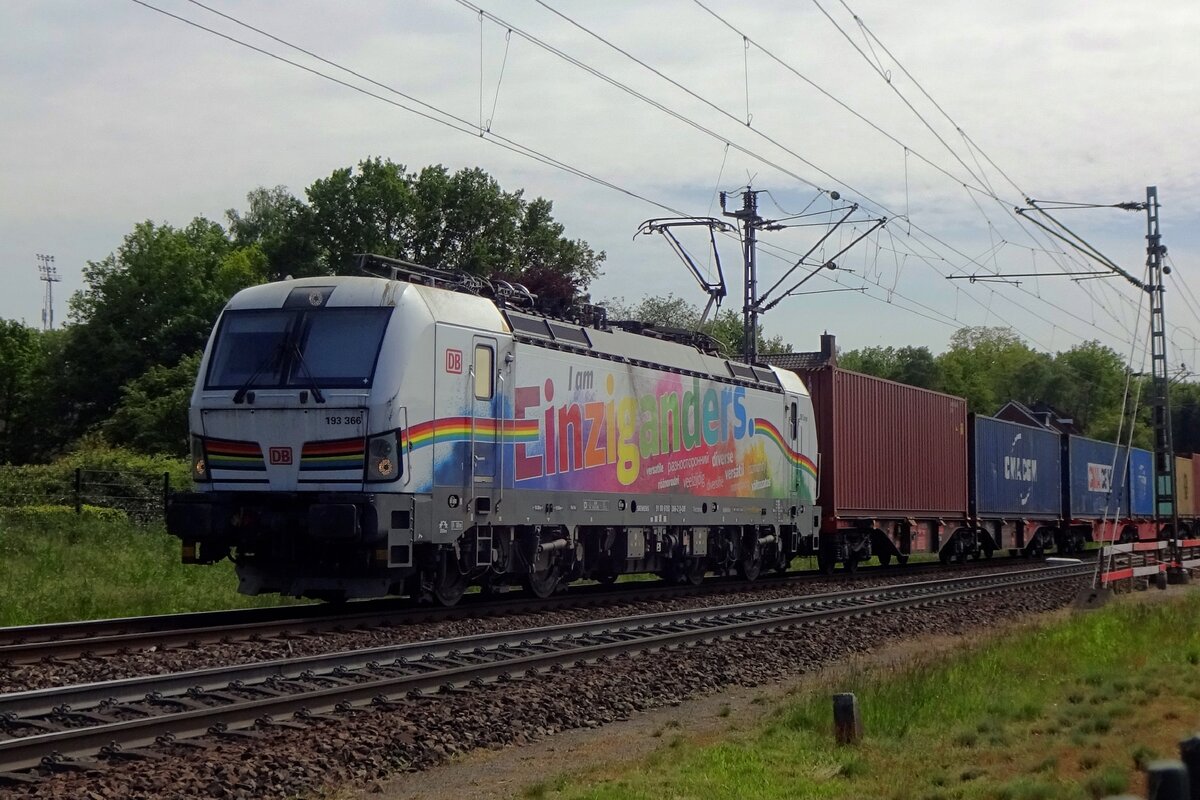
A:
[{"left": 36, "top": 253, "right": 60, "bottom": 331}]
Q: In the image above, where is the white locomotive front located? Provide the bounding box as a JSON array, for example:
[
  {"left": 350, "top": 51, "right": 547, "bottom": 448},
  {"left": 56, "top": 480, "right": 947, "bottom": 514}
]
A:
[{"left": 167, "top": 256, "right": 821, "bottom": 602}]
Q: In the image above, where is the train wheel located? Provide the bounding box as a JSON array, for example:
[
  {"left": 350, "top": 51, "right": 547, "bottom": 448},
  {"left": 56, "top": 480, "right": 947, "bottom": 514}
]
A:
[
  {"left": 817, "top": 546, "right": 836, "bottom": 575},
  {"left": 526, "top": 567, "right": 560, "bottom": 598},
  {"left": 897, "top": 554, "right": 909, "bottom": 566},
  {"left": 879, "top": 552, "right": 893, "bottom": 568},
  {"left": 431, "top": 554, "right": 468, "bottom": 607},
  {"left": 684, "top": 558, "right": 707, "bottom": 586},
  {"left": 737, "top": 545, "right": 763, "bottom": 581},
  {"left": 844, "top": 554, "right": 859, "bottom": 574},
  {"left": 595, "top": 573, "right": 619, "bottom": 586}
]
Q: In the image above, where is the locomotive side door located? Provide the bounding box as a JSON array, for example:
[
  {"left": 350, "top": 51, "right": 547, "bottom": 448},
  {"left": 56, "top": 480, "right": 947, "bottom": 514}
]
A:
[
  {"left": 787, "top": 393, "right": 802, "bottom": 495},
  {"left": 470, "top": 336, "right": 498, "bottom": 495}
]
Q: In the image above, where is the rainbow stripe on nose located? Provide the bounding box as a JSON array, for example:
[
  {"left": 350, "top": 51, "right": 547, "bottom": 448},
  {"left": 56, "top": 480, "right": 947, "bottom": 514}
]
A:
[
  {"left": 205, "top": 438, "right": 265, "bottom": 471},
  {"left": 300, "top": 437, "right": 366, "bottom": 471}
]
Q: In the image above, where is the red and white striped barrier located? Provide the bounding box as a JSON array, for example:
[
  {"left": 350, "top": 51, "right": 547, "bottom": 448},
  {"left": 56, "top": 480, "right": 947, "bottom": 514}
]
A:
[
  {"left": 1098, "top": 539, "right": 1200, "bottom": 588},
  {"left": 1176, "top": 539, "right": 1200, "bottom": 571},
  {"left": 1098, "top": 540, "right": 1168, "bottom": 587}
]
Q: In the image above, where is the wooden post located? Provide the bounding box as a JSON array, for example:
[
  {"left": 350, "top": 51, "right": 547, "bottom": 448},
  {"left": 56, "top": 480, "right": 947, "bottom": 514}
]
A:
[
  {"left": 1146, "top": 760, "right": 1190, "bottom": 800},
  {"left": 833, "top": 693, "right": 862, "bottom": 745}
]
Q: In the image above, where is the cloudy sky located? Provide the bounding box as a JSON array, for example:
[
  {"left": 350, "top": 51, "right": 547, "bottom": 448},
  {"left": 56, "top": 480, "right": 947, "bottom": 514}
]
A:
[{"left": 3, "top": 0, "right": 1198, "bottom": 364}]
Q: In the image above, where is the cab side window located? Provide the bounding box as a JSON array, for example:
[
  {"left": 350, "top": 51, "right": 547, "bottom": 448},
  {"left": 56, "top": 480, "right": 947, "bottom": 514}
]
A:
[{"left": 474, "top": 345, "right": 494, "bottom": 400}]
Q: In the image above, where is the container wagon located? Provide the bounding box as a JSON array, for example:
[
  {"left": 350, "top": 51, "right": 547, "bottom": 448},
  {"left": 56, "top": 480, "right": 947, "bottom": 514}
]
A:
[
  {"left": 1118, "top": 446, "right": 1156, "bottom": 543},
  {"left": 969, "top": 414, "right": 1062, "bottom": 557},
  {"left": 1062, "top": 435, "right": 1132, "bottom": 553},
  {"left": 791, "top": 366, "right": 970, "bottom": 571}
]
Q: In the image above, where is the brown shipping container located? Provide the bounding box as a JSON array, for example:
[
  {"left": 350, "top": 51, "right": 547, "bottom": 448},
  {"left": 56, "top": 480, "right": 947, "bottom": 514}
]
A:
[
  {"left": 1179, "top": 456, "right": 1196, "bottom": 516},
  {"left": 795, "top": 367, "right": 969, "bottom": 524}
]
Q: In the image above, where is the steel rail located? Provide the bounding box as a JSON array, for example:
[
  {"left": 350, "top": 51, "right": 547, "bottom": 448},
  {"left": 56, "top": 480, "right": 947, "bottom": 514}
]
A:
[
  {"left": 0, "top": 563, "right": 1072, "bottom": 717},
  {"left": 0, "top": 558, "right": 1002, "bottom": 664},
  {"left": 0, "top": 564, "right": 1088, "bottom": 774}
]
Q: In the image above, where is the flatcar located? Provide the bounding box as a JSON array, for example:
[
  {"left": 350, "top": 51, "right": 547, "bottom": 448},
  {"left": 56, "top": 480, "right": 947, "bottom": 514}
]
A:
[{"left": 167, "top": 255, "right": 820, "bottom": 602}]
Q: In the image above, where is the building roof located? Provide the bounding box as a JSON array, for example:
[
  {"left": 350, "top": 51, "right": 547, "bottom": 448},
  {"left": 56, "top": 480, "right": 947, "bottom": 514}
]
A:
[
  {"left": 994, "top": 399, "right": 1080, "bottom": 435},
  {"left": 763, "top": 351, "right": 831, "bottom": 371}
]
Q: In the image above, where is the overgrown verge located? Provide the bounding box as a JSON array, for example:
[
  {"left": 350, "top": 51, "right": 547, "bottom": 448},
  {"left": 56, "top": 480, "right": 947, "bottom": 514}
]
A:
[
  {"left": 0, "top": 508, "right": 291, "bottom": 626},
  {"left": 0, "top": 439, "right": 189, "bottom": 520},
  {"left": 545, "top": 592, "right": 1200, "bottom": 800}
]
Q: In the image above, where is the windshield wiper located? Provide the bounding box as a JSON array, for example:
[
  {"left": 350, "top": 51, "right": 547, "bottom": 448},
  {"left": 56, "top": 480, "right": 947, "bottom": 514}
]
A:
[
  {"left": 290, "top": 341, "right": 326, "bottom": 404},
  {"left": 232, "top": 339, "right": 287, "bottom": 404}
]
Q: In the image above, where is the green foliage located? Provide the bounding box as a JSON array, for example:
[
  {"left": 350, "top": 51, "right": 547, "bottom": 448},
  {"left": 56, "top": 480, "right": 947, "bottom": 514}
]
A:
[
  {"left": 103, "top": 352, "right": 201, "bottom": 456},
  {"left": 227, "top": 185, "right": 323, "bottom": 279},
  {"left": 839, "top": 327, "right": 1148, "bottom": 443},
  {"left": 294, "top": 158, "right": 604, "bottom": 309},
  {"left": 0, "top": 512, "right": 292, "bottom": 626},
  {"left": 936, "top": 326, "right": 1048, "bottom": 413},
  {"left": 0, "top": 504, "right": 126, "bottom": 523},
  {"left": 546, "top": 595, "right": 1200, "bottom": 800},
  {"left": 0, "top": 439, "right": 189, "bottom": 511},
  {"left": 838, "top": 345, "right": 942, "bottom": 390},
  {"left": 606, "top": 293, "right": 789, "bottom": 358},
  {"left": 0, "top": 319, "right": 39, "bottom": 462},
  {"left": 60, "top": 218, "right": 260, "bottom": 438}
]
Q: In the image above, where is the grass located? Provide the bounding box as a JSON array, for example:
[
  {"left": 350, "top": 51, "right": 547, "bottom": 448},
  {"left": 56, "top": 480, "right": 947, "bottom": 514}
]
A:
[
  {"left": 0, "top": 507, "right": 295, "bottom": 626},
  {"left": 534, "top": 592, "right": 1200, "bottom": 800}
]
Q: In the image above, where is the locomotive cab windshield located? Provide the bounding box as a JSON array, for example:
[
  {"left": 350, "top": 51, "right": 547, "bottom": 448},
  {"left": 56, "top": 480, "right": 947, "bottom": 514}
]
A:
[{"left": 205, "top": 306, "right": 392, "bottom": 393}]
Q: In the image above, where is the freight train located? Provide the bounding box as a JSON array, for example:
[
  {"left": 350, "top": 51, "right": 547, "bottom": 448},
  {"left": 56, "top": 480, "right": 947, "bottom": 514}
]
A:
[
  {"left": 167, "top": 256, "right": 820, "bottom": 602},
  {"left": 768, "top": 352, "right": 1177, "bottom": 570},
  {"left": 166, "top": 254, "right": 1174, "bottom": 601}
]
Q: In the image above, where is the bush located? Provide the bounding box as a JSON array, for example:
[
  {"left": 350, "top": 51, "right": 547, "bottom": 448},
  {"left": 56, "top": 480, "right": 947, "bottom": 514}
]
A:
[
  {"left": 0, "top": 504, "right": 126, "bottom": 524},
  {"left": 0, "top": 438, "right": 189, "bottom": 519}
]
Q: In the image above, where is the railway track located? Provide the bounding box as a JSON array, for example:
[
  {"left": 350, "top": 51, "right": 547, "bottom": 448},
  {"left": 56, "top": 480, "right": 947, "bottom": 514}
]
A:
[
  {"left": 0, "top": 563, "right": 1090, "bottom": 778},
  {"left": 0, "top": 557, "right": 1067, "bottom": 664}
]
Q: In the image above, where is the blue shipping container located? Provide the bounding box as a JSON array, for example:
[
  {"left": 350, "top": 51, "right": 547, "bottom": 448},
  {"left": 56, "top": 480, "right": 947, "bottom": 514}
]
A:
[
  {"left": 1067, "top": 436, "right": 1131, "bottom": 518},
  {"left": 972, "top": 416, "right": 1061, "bottom": 517},
  {"left": 1128, "top": 447, "right": 1154, "bottom": 517}
]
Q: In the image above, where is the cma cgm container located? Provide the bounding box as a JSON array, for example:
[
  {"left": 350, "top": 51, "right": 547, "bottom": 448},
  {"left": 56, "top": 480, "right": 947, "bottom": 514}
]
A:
[
  {"left": 1177, "top": 456, "right": 1196, "bottom": 517},
  {"left": 795, "top": 366, "right": 969, "bottom": 568},
  {"left": 970, "top": 414, "right": 1061, "bottom": 553}
]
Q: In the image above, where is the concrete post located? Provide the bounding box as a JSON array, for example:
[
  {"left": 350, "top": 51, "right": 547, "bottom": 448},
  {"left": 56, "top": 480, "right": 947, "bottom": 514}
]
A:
[
  {"left": 1146, "top": 759, "right": 1190, "bottom": 800},
  {"left": 1179, "top": 735, "right": 1200, "bottom": 800},
  {"left": 833, "top": 693, "right": 862, "bottom": 745}
]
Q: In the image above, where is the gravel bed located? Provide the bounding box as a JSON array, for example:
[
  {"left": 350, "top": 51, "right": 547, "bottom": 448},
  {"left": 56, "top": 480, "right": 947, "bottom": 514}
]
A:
[
  {"left": 5, "top": 574, "right": 1086, "bottom": 800},
  {"left": 0, "top": 560, "right": 1064, "bottom": 694}
]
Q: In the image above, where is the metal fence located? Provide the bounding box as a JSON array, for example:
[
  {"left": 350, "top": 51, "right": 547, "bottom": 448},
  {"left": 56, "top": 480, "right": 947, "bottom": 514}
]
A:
[{"left": 0, "top": 466, "right": 171, "bottom": 522}]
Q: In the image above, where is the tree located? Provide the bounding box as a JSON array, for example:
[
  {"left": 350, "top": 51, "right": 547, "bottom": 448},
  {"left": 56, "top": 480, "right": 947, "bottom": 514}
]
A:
[
  {"left": 0, "top": 321, "right": 39, "bottom": 462},
  {"left": 839, "top": 345, "right": 942, "bottom": 390},
  {"left": 103, "top": 352, "right": 201, "bottom": 456},
  {"left": 1047, "top": 341, "right": 1127, "bottom": 433},
  {"left": 227, "top": 185, "right": 322, "bottom": 280},
  {"left": 300, "top": 159, "right": 603, "bottom": 308},
  {"left": 60, "top": 218, "right": 262, "bottom": 437},
  {"left": 936, "top": 327, "right": 1044, "bottom": 414},
  {"left": 605, "top": 293, "right": 789, "bottom": 358}
]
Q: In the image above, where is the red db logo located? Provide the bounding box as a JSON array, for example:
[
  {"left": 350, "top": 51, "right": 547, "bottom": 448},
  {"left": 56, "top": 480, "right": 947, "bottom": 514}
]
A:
[
  {"left": 445, "top": 349, "right": 463, "bottom": 374},
  {"left": 269, "top": 447, "right": 292, "bottom": 466}
]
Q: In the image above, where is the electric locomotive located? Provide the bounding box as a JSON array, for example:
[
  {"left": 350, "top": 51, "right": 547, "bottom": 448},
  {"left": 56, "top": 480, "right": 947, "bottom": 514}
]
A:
[{"left": 167, "top": 255, "right": 821, "bottom": 602}]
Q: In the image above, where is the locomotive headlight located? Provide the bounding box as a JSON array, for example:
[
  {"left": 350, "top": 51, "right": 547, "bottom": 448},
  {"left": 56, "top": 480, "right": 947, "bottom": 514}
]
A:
[
  {"left": 366, "top": 430, "right": 402, "bottom": 482},
  {"left": 191, "top": 436, "right": 210, "bottom": 483}
]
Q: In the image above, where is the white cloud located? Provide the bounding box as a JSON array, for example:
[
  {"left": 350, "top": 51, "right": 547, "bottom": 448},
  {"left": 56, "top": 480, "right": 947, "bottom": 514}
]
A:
[{"left": 1, "top": 0, "right": 1196, "bottom": 358}]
